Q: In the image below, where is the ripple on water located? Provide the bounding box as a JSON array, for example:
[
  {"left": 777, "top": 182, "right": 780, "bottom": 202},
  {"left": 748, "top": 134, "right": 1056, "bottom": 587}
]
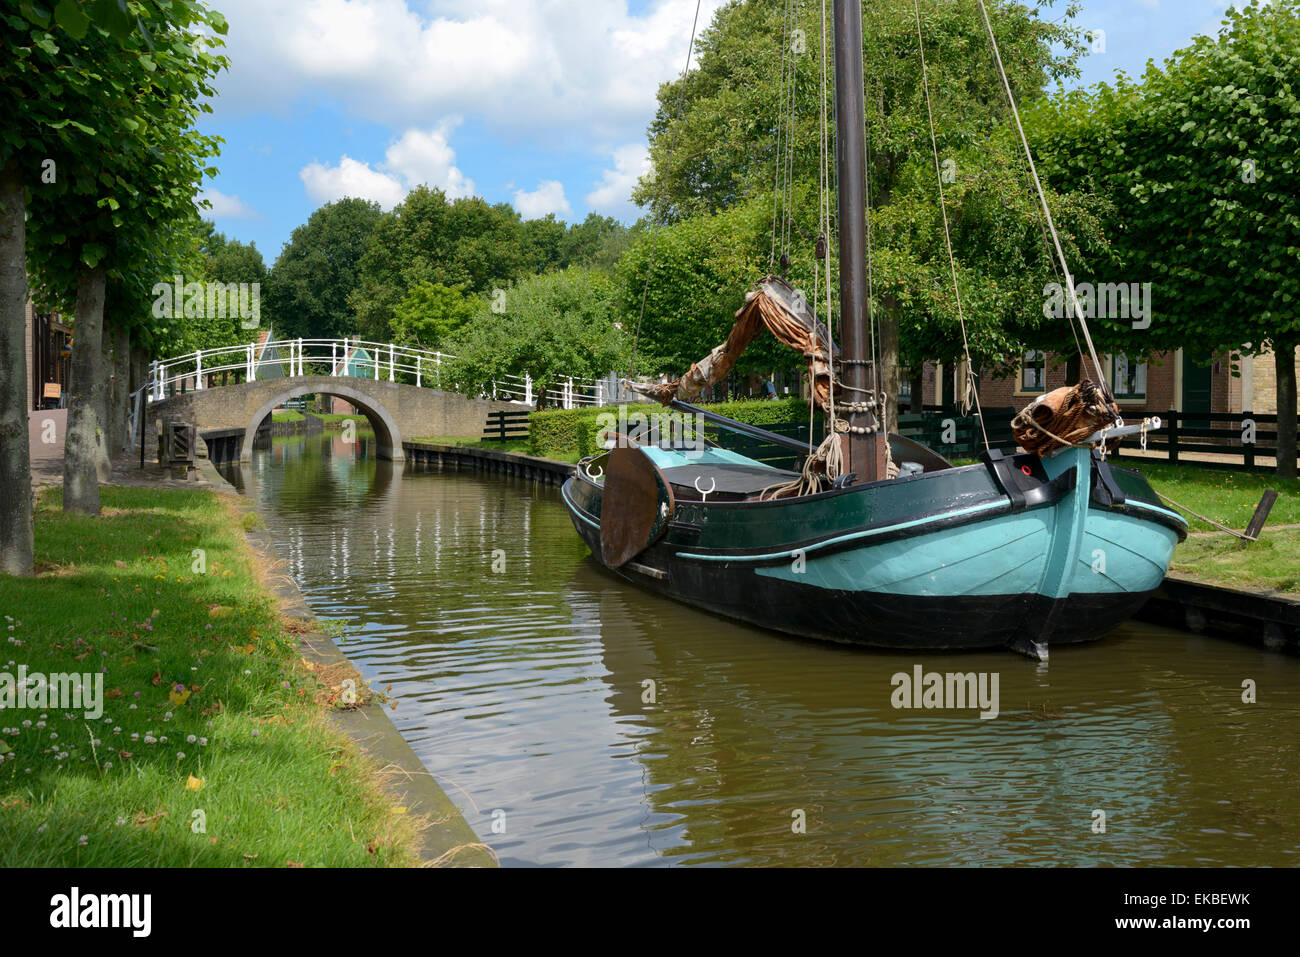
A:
[{"left": 233, "top": 435, "right": 1300, "bottom": 867}]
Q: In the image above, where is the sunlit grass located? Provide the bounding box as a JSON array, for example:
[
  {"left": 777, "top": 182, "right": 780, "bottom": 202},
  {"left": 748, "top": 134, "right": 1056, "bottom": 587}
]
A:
[{"left": 0, "top": 487, "right": 420, "bottom": 867}]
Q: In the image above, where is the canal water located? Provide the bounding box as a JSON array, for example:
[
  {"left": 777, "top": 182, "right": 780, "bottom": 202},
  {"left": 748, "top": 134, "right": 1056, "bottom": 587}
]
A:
[{"left": 224, "top": 432, "right": 1300, "bottom": 867}]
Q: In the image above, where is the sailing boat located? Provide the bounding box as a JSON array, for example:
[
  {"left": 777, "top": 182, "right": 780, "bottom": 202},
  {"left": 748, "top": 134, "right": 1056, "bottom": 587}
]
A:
[{"left": 560, "top": 0, "right": 1187, "bottom": 658}]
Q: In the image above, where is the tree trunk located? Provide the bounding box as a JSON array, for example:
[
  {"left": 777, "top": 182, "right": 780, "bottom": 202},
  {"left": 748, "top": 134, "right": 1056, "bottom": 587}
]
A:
[
  {"left": 877, "top": 297, "right": 900, "bottom": 435},
  {"left": 1276, "top": 337, "right": 1297, "bottom": 480},
  {"left": 0, "top": 156, "right": 33, "bottom": 575},
  {"left": 63, "top": 264, "right": 107, "bottom": 514}
]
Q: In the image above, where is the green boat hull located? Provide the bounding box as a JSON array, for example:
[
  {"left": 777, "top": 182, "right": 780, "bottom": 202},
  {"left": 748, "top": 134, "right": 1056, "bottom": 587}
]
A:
[{"left": 562, "top": 444, "right": 1186, "bottom": 653}]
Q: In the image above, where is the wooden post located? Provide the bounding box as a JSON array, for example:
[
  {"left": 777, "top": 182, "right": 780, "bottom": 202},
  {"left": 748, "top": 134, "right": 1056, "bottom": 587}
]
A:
[
  {"left": 1243, "top": 410, "right": 1255, "bottom": 470},
  {"left": 1239, "top": 489, "right": 1278, "bottom": 548}
]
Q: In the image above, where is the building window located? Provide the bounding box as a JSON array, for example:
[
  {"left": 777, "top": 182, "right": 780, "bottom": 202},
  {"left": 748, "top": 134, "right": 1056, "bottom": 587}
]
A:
[
  {"left": 1110, "top": 353, "right": 1147, "bottom": 399},
  {"left": 1019, "top": 350, "right": 1046, "bottom": 394}
]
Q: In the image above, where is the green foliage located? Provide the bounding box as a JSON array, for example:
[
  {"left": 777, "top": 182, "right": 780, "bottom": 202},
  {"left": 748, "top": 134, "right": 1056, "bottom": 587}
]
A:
[
  {"left": 615, "top": 195, "right": 792, "bottom": 376},
  {"left": 390, "top": 281, "right": 477, "bottom": 349},
  {"left": 10, "top": 0, "right": 229, "bottom": 351},
  {"left": 169, "top": 222, "right": 270, "bottom": 354},
  {"left": 265, "top": 198, "right": 384, "bottom": 341},
  {"left": 1027, "top": 0, "right": 1300, "bottom": 358},
  {"left": 351, "top": 190, "right": 636, "bottom": 342},
  {"left": 527, "top": 396, "right": 812, "bottom": 460},
  {"left": 442, "top": 267, "right": 627, "bottom": 400},
  {"left": 627, "top": 0, "right": 1100, "bottom": 373}
]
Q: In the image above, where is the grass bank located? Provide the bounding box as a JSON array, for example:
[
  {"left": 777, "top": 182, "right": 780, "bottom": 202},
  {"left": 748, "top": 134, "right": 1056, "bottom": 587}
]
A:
[
  {"left": 0, "top": 486, "right": 425, "bottom": 866},
  {"left": 1125, "top": 459, "right": 1300, "bottom": 595}
]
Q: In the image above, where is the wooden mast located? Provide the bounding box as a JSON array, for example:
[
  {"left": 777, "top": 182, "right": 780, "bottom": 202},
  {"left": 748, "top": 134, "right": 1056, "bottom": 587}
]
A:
[{"left": 832, "top": 0, "right": 886, "bottom": 482}]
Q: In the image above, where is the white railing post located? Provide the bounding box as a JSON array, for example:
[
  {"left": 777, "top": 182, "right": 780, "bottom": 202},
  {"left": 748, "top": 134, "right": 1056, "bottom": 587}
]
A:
[
  {"left": 373, "top": 345, "right": 379, "bottom": 380},
  {"left": 389, "top": 345, "right": 395, "bottom": 382},
  {"left": 436, "top": 352, "right": 441, "bottom": 388},
  {"left": 341, "top": 337, "right": 348, "bottom": 376},
  {"left": 332, "top": 341, "right": 338, "bottom": 376},
  {"left": 195, "top": 350, "right": 203, "bottom": 390},
  {"left": 247, "top": 343, "right": 255, "bottom": 382},
  {"left": 296, "top": 338, "right": 303, "bottom": 376},
  {"left": 416, "top": 356, "right": 421, "bottom": 388},
  {"left": 525, "top": 373, "right": 533, "bottom": 406}
]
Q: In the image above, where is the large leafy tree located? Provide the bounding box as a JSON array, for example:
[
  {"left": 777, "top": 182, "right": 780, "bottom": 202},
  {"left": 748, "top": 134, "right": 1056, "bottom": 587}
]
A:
[
  {"left": 265, "top": 197, "right": 383, "bottom": 341},
  {"left": 1028, "top": 0, "right": 1300, "bottom": 476},
  {"left": 350, "top": 188, "right": 529, "bottom": 340},
  {"left": 3, "top": 0, "right": 227, "bottom": 533},
  {"left": 630, "top": 0, "right": 1100, "bottom": 428},
  {"left": 442, "top": 267, "right": 627, "bottom": 403}
]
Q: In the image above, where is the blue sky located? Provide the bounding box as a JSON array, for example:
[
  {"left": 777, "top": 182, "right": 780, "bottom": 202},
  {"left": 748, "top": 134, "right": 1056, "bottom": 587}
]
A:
[{"left": 197, "top": 0, "right": 1238, "bottom": 262}]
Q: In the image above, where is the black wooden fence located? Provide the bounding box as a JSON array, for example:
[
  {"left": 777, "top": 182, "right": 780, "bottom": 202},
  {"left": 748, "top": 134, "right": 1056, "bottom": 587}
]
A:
[{"left": 1111, "top": 410, "right": 1295, "bottom": 472}]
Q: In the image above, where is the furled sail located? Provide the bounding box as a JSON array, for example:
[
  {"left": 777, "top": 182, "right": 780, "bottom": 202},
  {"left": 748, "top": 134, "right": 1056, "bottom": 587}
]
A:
[
  {"left": 628, "top": 276, "right": 837, "bottom": 413},
  {"left": 1012, "top": 380, "right": 1119, "bottom": 456}
]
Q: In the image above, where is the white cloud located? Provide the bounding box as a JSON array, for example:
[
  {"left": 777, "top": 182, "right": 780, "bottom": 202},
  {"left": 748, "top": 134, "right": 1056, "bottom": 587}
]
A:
[
  {"left": 513, "top": 180, "right": 572, "bottom": 220},
  {"left": 197, "top": 187, "right": 260, "bottom": 219},
  {"left": 586, "top": 144, "right": 651, "bottom": 218},
  {"left": 211, "top": 0, "right": 727, "bottom": 143},
  {"left": 300, "top": 156, "right": 408, "bottom": 208},
  {"left": 299, "top": 123, "right": 475, "bottom": 208}
]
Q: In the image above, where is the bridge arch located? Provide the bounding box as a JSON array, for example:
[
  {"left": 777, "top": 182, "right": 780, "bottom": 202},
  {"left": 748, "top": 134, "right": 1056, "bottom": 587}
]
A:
[{"left": 241, "top": 383, "right": 404, "bottom": 464}]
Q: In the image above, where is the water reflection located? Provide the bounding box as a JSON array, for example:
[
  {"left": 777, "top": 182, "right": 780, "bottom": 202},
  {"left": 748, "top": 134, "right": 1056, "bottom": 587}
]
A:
[{"left": 227, "top": 433, "right": 1300, "bottom": 866}]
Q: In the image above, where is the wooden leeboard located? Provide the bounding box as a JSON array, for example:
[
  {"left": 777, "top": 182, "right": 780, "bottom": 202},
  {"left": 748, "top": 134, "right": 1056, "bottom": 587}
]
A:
[{"left": 599, "top": 446, "right": 675, "bottom": 568}]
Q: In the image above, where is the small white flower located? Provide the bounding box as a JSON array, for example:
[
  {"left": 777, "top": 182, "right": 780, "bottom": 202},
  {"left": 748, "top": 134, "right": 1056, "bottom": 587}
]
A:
[
  {"left": 49, "top": 732, "right": 57, "bottom": 740},
  {"left": 78, "top": 835, "right": 88, "bottom": 846},
  {"left": 176, "top": 752, "right": 185, "bottom": 759},
  {"left": 186, "top": 734, "right": 197, "bottom": 744}
]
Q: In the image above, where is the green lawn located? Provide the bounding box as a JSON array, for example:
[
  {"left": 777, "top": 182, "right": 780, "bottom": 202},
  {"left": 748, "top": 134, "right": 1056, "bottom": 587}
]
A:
[
  {"left": 1115, "top": 459, "right": 1299, "bottom": 594},
  {"left": 0, "top": 487, "right": 422, "bottom": 866},
  {"left": 270, "top": 409, "right": 303, "bottom": 423}
]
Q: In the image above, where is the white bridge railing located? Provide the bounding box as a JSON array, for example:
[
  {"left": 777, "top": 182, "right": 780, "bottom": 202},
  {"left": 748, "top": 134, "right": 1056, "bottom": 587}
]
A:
[{"left": 144, "top": 338, "right": 616, "bottom": 410}]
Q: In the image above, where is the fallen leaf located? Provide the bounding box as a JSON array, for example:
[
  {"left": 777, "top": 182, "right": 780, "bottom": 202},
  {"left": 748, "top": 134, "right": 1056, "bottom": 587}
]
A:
[
  {"left": 151, "top": 672, "right": 161, "bottom": 687},
  {"left": 185, "top": 775, "right": 205, "bottom": 791}
]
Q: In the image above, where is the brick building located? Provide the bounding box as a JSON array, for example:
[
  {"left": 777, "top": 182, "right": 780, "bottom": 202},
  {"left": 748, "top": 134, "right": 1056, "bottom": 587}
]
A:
[{"left": 912, "top": 346, "right": 1300, "bottom": 420}]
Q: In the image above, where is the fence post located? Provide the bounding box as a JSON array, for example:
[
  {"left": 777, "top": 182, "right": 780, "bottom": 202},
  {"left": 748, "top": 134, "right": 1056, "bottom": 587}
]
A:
[
  {"left": 195, "top": 350, "right": 203, "bottom": 390},
  {"left": 416, "top": 356, "right": 422, "bottom": 388},
  {"left": 247, "top": 343, "right": 255, "bottom": 383},
  {"left": 1167, "top": 409, "right": 1178, "bottom": 464},
  {"left": 332, "top": 341, "right": 338, "bottom": 376},
  {"left": 435, "top": 352, "right": 441, "bottom": 388},
  {"left": 389, "top": 344, "right": 395, "bottom": 382},
  {"left": 498, "top": 411, "right": 506, "bottom": 443},
  {"left": 1243, "top": 410, "right": 1255, "bottom": 469},
  {"left": 525, "top": 373, "right": 533, "bottom": 406},
  {"left": 374, "top": 345, "right": 379, "bottom": 380}
]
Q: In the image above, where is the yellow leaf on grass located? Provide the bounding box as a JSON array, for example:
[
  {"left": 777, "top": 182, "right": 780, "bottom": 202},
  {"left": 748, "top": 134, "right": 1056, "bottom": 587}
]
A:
[{"left": 186, "top": 775, "right": 205, "bottom": 791}]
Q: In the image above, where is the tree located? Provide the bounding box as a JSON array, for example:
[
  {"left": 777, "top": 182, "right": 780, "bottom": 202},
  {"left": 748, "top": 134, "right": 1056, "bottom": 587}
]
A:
[
  {"left": 442, "top": 267, "right": 627, "bottom": 402},
  {"left": 631, "top": 0, "right": 1100, "bottom": 429},
  {"left": 390, "top": 282, "right": 477, "bottom": 349},
  {"left": 1028, "top": 0, "right": 1300, "bottom": 476},
  {"left": 351, "top": 188, "right": 529, "bottom": 341},
  {"left": 4, "top": 0, "right": 227, "bottom": 529},
  {"left": 172, "top": 224, "right": 271, "bottom": 355},
  {"left": 266, "top": 198, "right": 383, "bottom": 341}
]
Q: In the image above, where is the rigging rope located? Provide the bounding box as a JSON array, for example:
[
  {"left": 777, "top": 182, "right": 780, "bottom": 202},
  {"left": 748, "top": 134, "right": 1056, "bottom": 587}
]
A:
[
  {"left": 973, "top": 0, "right": 1113, "bottom": 402},
  {"left": 627, "top": 0, "right": 704, "bottom": 383},
  {"left": 911, "top": 0, "right": 990, "bottom": 451}
]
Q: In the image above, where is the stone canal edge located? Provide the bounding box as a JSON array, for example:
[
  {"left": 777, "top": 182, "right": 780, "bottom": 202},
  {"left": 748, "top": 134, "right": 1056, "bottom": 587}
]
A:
[{"left": 197, "top": 456, "right": 498, "bottom": 867}]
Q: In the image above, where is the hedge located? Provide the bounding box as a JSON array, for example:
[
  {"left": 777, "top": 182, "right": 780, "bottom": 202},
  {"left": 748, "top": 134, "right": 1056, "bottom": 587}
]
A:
[{"left": 528, "top": 397, "right": 817, "bottom": 461}]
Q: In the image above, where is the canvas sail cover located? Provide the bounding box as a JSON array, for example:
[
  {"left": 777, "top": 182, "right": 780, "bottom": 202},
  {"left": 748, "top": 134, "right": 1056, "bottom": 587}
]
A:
[{"left": 629, "top": 276, "right": 838, "bottom": 413}]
